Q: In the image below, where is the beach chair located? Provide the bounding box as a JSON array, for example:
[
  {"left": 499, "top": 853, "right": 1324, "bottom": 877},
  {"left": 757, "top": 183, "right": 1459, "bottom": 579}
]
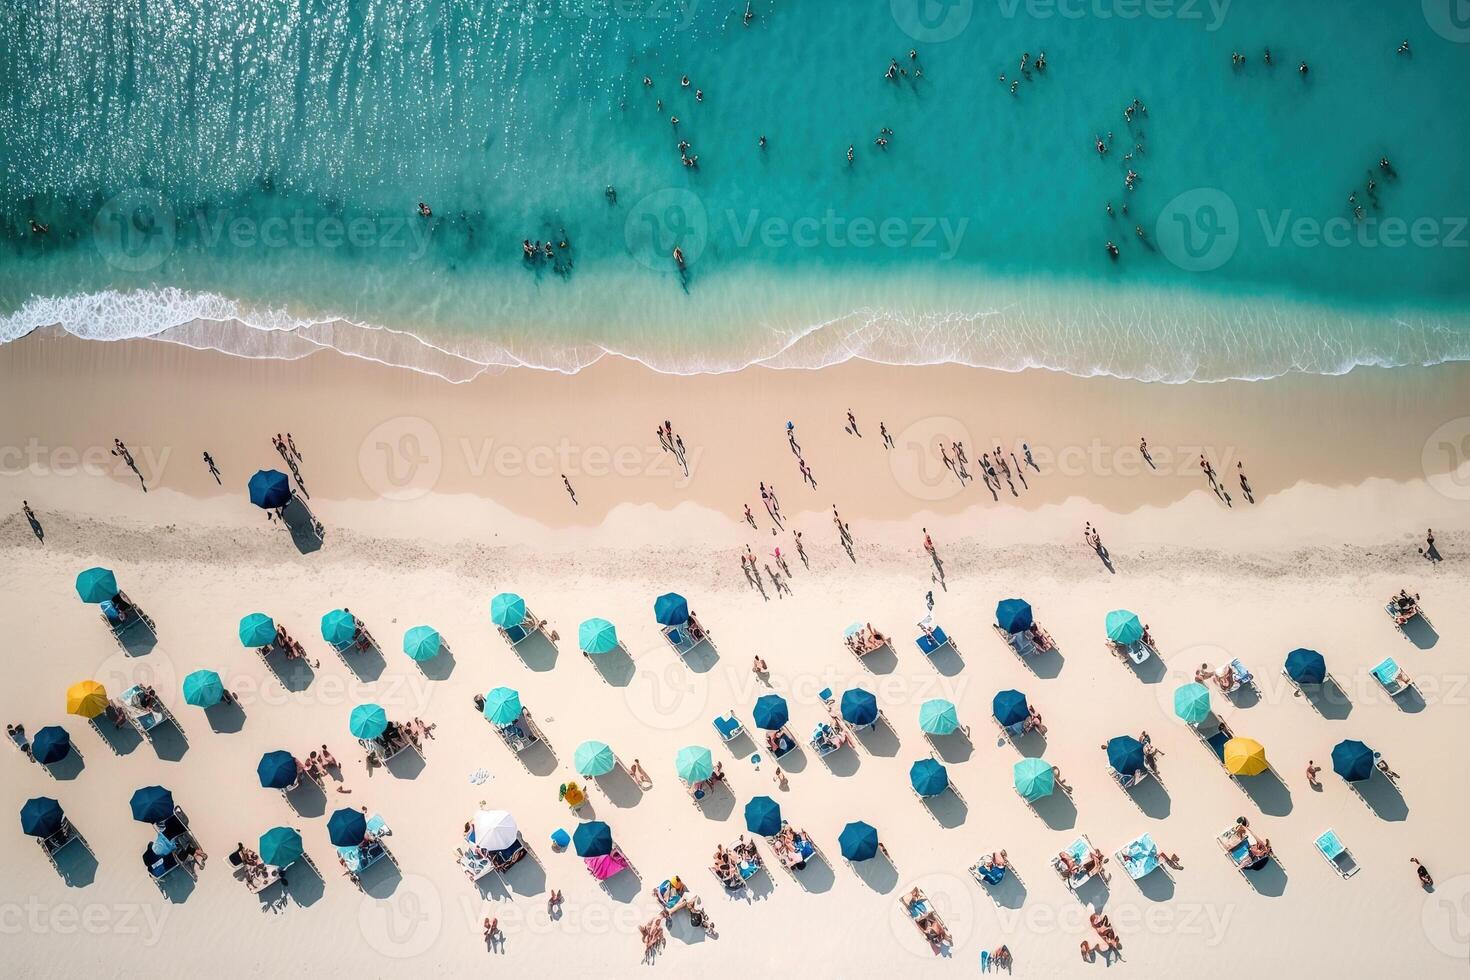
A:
[
  {"left": 101, "top": 592, "right": 155, "bottom": 641},
  {"left": 1108, "top": 639, "right": 1150, "bottom": 666},
  {"left": 1193, "top": 717, "right": 1230, "bottom": 767},
  {"left": 844, "top": 622, "right": 892, "bottom": 668},
  {"left": 712, "top": 711, "right": 744, "bottom": 743},
  {"left": 242, "top": 864, "right": 282, "bottom": 894},
  {"left": 1114, "top": 833, "right": 1163, "bottom": 881},
  {"left": 992, "top": 623, "right": 1038, "bottom": 659},
  {"left": 1109, "top": 764, "right": 1150, "bottom": 790},
  {"left": 455, "top": 845, "right": 494, "bottom": 882},
  {"left": 489, "top": 838, "right": 527, "bottom": 882},
  {"left": 915, "top": 614, "right": 956, "bottom": 659},
  {"left": 38, "top": 820, "right": 82, "bottom": 873},
  {"left": 899, "top": 888, "right": 952, "bottom": 952},
  {"left": 969, "top": 852, "right": 1014, "bottom": 890},
  {"left": 994, "top": 716, "right": 1027, "bottom": 745},
  {"left": 1217, "top": 659, "right": 1255, "bottom": 696},
  {"left": 654, "top": 876, "right": 696, "bottom": 910},
  {"left": 1385, "top": 595, "right": 1422, "bottom": 627},
  {"left": 765, "top": 726, "right": 798, "bottom": 761},
  {"left": 808, "top": 721, "right": 849, "bottom": 758},
  {"left": 493, "top": 709, "right": 543, "bottom": 755},
  {"left": 1216, "top": 823, "right": 1269, "bottom": 875},
  {"left": 1371, "top": 657, "right": 1412, "bottom": 697},
  {"left": 765, "top": 823, "right": 818, "bottom": 876},
  {"left": 1052, "top": 835, "right": 1103, "bottom": 890},
  {"left": 1314, "top": 830, "right": 1359, "bottom": 878},
  {"left": 118, "top": 685, "right": 178, "bottom": 742},
  {"left": 338, "top": 839, "right": 390, "bottom": 890},
  {"left": 144, "top": 845, "right": 182, "bottom": 890},
  {"left": 498, "top": 610, "right": 545, "bottom": 647}
]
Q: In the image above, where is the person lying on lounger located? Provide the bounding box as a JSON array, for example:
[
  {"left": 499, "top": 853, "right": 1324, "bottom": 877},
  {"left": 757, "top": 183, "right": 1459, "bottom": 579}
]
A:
[
  {"left": 1213, "top": 663, "right": 1236, "bottom": 691},
  {"left": 1248, "top": 838, "right": 1272, "bottom": 861},
  {"left": 766, "top": 730, "right": 794, "bottom": 755},
  {"left": 1057, "top": 850, "right": 1081, "bottom": 876},
  {"left": 917, "top": 912, "right": 951, "bottom": 945},
  {"left": 1083, "top": 848, "right": 1108, "bottom": 877},
  {"left": 1027, "top": 624, "right": 1053, "bottom": 650},
  {"left": 1023, "top": 706, "right": 1047, "bottom": 735}
]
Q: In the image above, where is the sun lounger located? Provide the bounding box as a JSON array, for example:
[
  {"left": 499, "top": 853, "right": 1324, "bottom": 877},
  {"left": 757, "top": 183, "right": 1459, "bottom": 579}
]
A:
[
  {"left": 1052, "top": 835, "right": 1103, "bottom": 890},
  {"left": 900, "top": 888, "right": 952, "bottom": 950},
  {"left": 765, "top": 823, "right": 817, "bottom": 872},
  {"left": 366, "top": 813, "right": 391, "bottom": 838},
  {"left": 1216, "top": 823, "right": 1269, "bottom": 874},
  {"left": 992, "top": 623, "right": 1040, "bottom": 659},
  {"left": 1314, "top": 829, "right": 1359, "bottom": 878},
  {"left": 712, "top": 712, "right": 744, "bottom": 742},
  {"left": 1385, "top": 598, "right": 1422, "bottom": 626},
  {"left": 101, "top": 592, "right": 154, "bottom": 639},
  {"left": 969, "top": 855, "right": 1008, "bottom": 887},
  {"left": 456, "top": 845, "right": 495, "bottom": 881},
  {"left": 498, "top": 611, "right": 547, "bottom": 647},
  {"left": 1115, "top": 833, "right": 1162, "bottom": 880},
  {"left": 1193, "top": 717, "right": 1230, "bottom": 764},
  {"left": 1371, "top": 657, "right": 1412, "bottom": 697},
  {"left": 915, "top": 615, "right": 956, "bottom": 658},
  {"left": 493, "top": 710, "right": 543, "bottom": 753},
  {"left": 118, "top": 685, "right": 177, "bottom": 741},
  {"left": 338, "top": 839, "right": 390, "bottom": 888},
  {"left": 1109, "top": 765, "right": 1150, "bottom": 789},
  {"left": 1108, "top": 639, "right": 1151, "bottom": 665},
  {"left": 766, "top": 726, "right": 798, "bottom": 760},
  {"left": 809, "top": 721, "right": 848, "bottom": 758},
  {"left": 654, "top": 877, "right": 694, "bottom": 909},
  {"left": 144, "top": 846, "right": 181, "bottom": 888},
  {"left": 38, "top": 820, "right": 82, "bottom": 872},
  {"left": 1218, "top": 659, "right": 1254, "bottom": 695},
  {"left": 242, "top": 864, "right": 282, "bottom": 893}
]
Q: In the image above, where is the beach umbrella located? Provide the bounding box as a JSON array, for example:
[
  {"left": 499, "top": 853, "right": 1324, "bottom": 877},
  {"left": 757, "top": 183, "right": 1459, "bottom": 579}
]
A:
[
  {"left": 1106, "top": 736, "right": 1146, "bottom": 775},
  {"left": 753, "top": 694, "right": 790, "bottom": 731},
  {"left": 1285, "top": 648, "right": 1326, "bottom": 685},
  {"left": 257, "top": 750, "right": 298, "bottom": 789},
  {"left": 259, "top": 826, "right": 303, "bottom": 868},
  {"left": 572, "top": 820, "right": 613, "bottom": 857},
  {"left": 327, "top": 808, "right": 368, "bottom": 846},
  {"left": 578, "top": 618, "right": 619, "bottom": 654},
  {"left": 66, "top": 680, "right": 108, "bottom": 719},
  {"left": 20, "top": 797, "right": 64, "bottom": 838},
  {"left": 675, "top": 745, "right": 714, "bottom": 783},
  {"left": 653, "top": 592, "right": 689, "bottom": 626},
  {"left": 992, "top": 689, "right": 1029, "bottom": 727},
  {"left": 840, "top": 689, "right": 878, "bottom": 727},
  {"left": 919, "top": 699, "right": 959, "bottom": 736},
  {"left": 584, "top": 853, "right": 627, "bottom": 880},
  {"left": 129, "top": 786, "right": 174, "bottom": 824},
  {"left": 838, "top": 821, "right": 879, "bottom": 862},
  {"left": 402, "top": 625, "right": 441, "bottom": 661},
  {"left": 321, "top": 609, "right": 356, "bottom": 646},
  {"left": 1173, "top": 683, "right": 1211, "bottom": 724},
  {"left": 238, "top": 612, "right": 276, "bottom": 647},
  {"left": 182, "top": 669, "right": 224, "bottom": 707},
  {"left": 490, "top": 592, "right": 526, "bottom": 629},
  {"left": 574, "top": 740, "right": 616, "bottom": 777},
  {"left": 1331, "top": 739, "right": 1375, "bottom": 782},
  {"left": 248, "top": 469, "right": 292, "bottom": 509},
  {"left": 471, "top": 810, "right": 519, "bottom": 851},
  {"left": 1013, "top": 757, "right": 1056, "bottom": 801},
  {"left": 909, "top": 759, "right": 950, "bottom": 797},
  {"left": 349, "top": 703, "right": 388, "bottom": 740},
  {"left": 744, "top": 796, "right": 782, "bottom": 837},
  {"left": 482, "top": 687, "right": 522, "bottom": 726},
  {"left": 75, "top": 566, "right": 118, "bottom": 603},
  {"left": 1223, "top": 737, "right": 1269, "bottom": 776},
  {"left": 1105, "top": 610, "right": 1144, "bottom": 645},
  {"left": 30, "top": 726, "right": 71, "bottom": 766},
  {"left": 995, "top": 598, "right": 1033, "bottom": 634}
]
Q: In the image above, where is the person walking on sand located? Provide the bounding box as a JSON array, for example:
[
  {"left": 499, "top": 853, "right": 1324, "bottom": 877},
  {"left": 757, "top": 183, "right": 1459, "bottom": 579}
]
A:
[
  {"left": 657, "top": 426, "right": 671, "bottom": 452},
  {"left": 880, "top": 421, "right": 894, "bottom": 448},
  {"left": 1411, "top": 858, "right": 1434, "bottom": 888},
  {"left": 1199, "top": 453, "right": 1217, "bottom": 489},
  {"left": 793, "top": 529, "right": 807, "bottom": 566},
  {"left": 1306, "top": 760, "right": 1321, "bottom": 788},
  {"left": 561, "top": 474, "right": 578, "bottom": 505},
  {"left": 1237, "top": 461, "right": 1254, "bottom": 503},
  {"left": 203, "top": 451, "right": 221, "bottom": 484},
  {"left": 744, "top": 503, "right": 757, "bottom": 528},
  {"left": 786, "top": 421, "right": 800, "bottom": 455},
  {"left": 22, "top": 501, "right": 43, "bottom": 543},
  {"left": 846, "top": 409, "right": 860, "bottom": 437}
]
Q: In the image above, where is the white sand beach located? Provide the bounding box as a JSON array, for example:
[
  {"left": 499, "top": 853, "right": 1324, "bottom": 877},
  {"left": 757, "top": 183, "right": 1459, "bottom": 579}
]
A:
[{"left": 2, "top": 335, "right": 1469, "bottom": 976}]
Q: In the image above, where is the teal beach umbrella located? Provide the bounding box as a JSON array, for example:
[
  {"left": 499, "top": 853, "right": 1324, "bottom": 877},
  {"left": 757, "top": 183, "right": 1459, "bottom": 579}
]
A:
[
  {"left": 574, "top": 740, "right": 616, "bottom": 776},
  {"left": 403, "top": 625, "right": 441, "bottom": 661},
  {"left": 75, "top": 567, "right": 118, "bottom": 603},
  {"left": 1013, "top": 757, "right": 1056, "bottom": 801},
  {"left": 919, "top": 699, "right": 959, "bottom": 735},
  {"left": 675, "top": 745, "right": 714, "bottom": 783},
  {"left": 321, "top": 609, "right": 356, "bottom": 646},
  {"left": 349, "top": 703, "right": 388, "bottom": 740},
  {"left": 1105, "top": 610, "right": 1143, "bottom": 645},
  {"left": 259, "top": 826, "right": 303, "bottom": 868},
  {"left": 238, "top": 613, "right": 276, "bottom": 647},
  {"left": 910, "top": 759, "right": 950, "bottom": 797},
  {"left": 578, "top": 618, "right": 618, "bottom": 654},
  {"left": 182, "top": 669, "right": 224, "bottom": 707},
  {"left": 483, "top": 687, "right": 522, "bottom": 726},
  {"left": 1173, "top": 683, "right": 1211, "bottom": 724},
  {"left": 653, "top": 593, "right": 689, "bottom": 626},
  {"left": 490, "top": 593, "right": 526, "bottom": 628}
]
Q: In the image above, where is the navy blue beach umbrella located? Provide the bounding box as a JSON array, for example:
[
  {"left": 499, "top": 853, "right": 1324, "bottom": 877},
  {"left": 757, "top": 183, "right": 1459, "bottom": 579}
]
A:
[
  {"left": 327, "top": 807, "right": 368, "bottom": 846},
  {"left": 840, "top": 689, "right": 878, "bottom": 727},
  {"left": 248, "top": 469, "right": 292, "bottom": 510},
  {"left": 753, "top": 694, "right": 790, "bottom": 731},
  {"left": 129, "top": 786, "right": 174, "bottom": 824},
  {"left": 992, "top": 690, "right": 1029, "bottom": 727},
  {"left": 573, "top": 820, "right": 613, "bottom": 857},
  {"left": 995, "top": 598, "right": 1034, "bottom": 634},
  {"left": 744, "top": 796, "right": 782, "bottom": 837},
  {"left": 1285, "top": 648, "right": 1326, "bottom": 685},
  {"left": 1106, "top": 736, "right": 1146, "bottom": 775},
  {"left": 838, "top": 821, "right": 879, "bottom": 861},
  {"left": 20, "top": 797, "right": 64, "bottom": 838},
  {"left": 1331, "top": 739, "right": 1374, "bottom": 782},
  {"left": 31, "top": 726, "right": 71, "bottom": 766},
  {"left": 257, "top": 750, "right": 298, "bottom": 789}
]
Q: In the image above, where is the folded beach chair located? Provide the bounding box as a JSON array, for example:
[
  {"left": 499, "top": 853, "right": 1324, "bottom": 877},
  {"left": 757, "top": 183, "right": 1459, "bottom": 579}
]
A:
[
  {"left": 1314, "top": 829, "right": 1359, "bottom": 878},
  {"left": 712, "top": 712, "right": 744, "bottom": 742},
  {"left": 1371, "top": 658, "right": 1411, "bottom": 697}
]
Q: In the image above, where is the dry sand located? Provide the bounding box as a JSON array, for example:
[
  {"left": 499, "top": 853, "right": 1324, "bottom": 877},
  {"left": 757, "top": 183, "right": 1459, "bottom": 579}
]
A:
[{"left": 2, "top": 333, "right": 1469, "bottom": 976}]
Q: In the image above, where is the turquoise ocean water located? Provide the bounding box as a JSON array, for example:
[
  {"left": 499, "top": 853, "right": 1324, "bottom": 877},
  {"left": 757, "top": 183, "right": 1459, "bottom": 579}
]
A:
[{"left": 2, "top": 0, "right": 1470, "bottom": 380}]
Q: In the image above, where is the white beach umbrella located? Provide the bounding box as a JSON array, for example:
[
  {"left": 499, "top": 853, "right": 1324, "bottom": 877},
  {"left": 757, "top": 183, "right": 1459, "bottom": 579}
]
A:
[{"left": 471, "top": 810, "right": 519, "bottom": 851}]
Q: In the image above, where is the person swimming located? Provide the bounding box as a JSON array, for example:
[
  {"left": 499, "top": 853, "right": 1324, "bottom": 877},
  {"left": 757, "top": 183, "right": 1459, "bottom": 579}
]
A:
[
  {"left": 417, "top": 202, "right": 432, "bottom": 217},
  {"left": 1106, "top": 241, "right": 1120, "bottom": 259}
]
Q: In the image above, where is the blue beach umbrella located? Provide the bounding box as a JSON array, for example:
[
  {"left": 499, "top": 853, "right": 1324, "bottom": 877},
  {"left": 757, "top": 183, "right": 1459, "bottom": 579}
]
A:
[
  {"left": 919, "top": 699, "right": 959, "bottom": 736},
  {"left": 327, "top": 808, "right": 368, "bottom": 846},
  {"left": 483, "top": 687, "right": 522, "bottom": 726},
  {"left": 1105, "top": 610, "right": 1144, "bottom": 645},
  {"left": 129, "top": 786, "right": 174, "bottom": 824},
  {"left": 1285, "top": 648, "right": 1326, "bottom": 685},
  {"left": 238, "top": 612, "right": 276, "bottom": 647},
  {"left": 248, "top": 469, "right": 292, "bottom": 510},
  {"left": 20, "top": 797, "right": 64, "bottom": 838},
  {"left": 909, "top": 759, "right": 950, "bottom": 797},
  {"left": 490, "top": 593, "right": 526, "bottom": 629},
  {"left": 1173, "top": 683, "right": 1211, "bottom": 724},
  {"left": 840, "top": 689, "right": 878, "bottom": 727},
  {"left": 744, "top": 797, "right": 782, "bottom": 837},
  {"left": 992, "top": 690, "right": 1029, "bottom": 727},
  {"left": 838, "top": 821, "right": 879, "bottom": 862},
  {"left": 402, "top": 625, "right": 441, "bottom": 661},
  {"left": 574, "top": 740, "right": 616, "bottom": 777},
  {"left": 1013, "top": 758, "right": 1056, "bottom": 801},
  {"left": 349, "top": 703, "right": 388, "bottom": 740},
  {"left": 996, "top": 598, "right": 1033, "bottom": 634},
  {"left": 573, "top": 820, "right": 613, "bottom": 857},
  {"left": 1331, "top": 739, "right": 1375, "bottom": 782},
  {"left": 182, "top": 669, "right": 225, "bottom": 707},
  {"left": 75, "top": 567, "right": 118, "bottom": 603},
  {"left": 257, "top": 750, "right": 299, "bottom": 789},
  {"left": 653, "top": 593, "right": 689, "bottom": 626},
  {"left": 31, "top": 726, "right": 71, "bottom": 766},
  {"left": 321, "top": 609, "right": 356, "bottom": 646},
  {"left": 1106, "top": 736, "right": 1147, "bottom": 775},
  {"left": 259, "top": 826, "right": 303, "bottom": 868},
  {"left": 753, "top": 694, "right": 789, "bottom": 731},
  {"left": 578, "top": 618, "right": 619, "bottom": 654}
]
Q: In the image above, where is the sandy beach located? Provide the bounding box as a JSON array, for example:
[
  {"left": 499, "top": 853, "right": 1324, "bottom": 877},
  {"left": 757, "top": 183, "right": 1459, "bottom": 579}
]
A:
[{"left": 2, "top": 334, "right": 1468, "bottom": 975}]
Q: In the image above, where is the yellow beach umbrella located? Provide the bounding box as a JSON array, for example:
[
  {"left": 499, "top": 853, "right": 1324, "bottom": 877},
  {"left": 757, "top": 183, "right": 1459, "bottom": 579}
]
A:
[
  {"left": 66, "top": 680, "right": 109, "bottom": 719},
  {"left": 1223, "top": 737, "right": 1268, "bottom": 776}
]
